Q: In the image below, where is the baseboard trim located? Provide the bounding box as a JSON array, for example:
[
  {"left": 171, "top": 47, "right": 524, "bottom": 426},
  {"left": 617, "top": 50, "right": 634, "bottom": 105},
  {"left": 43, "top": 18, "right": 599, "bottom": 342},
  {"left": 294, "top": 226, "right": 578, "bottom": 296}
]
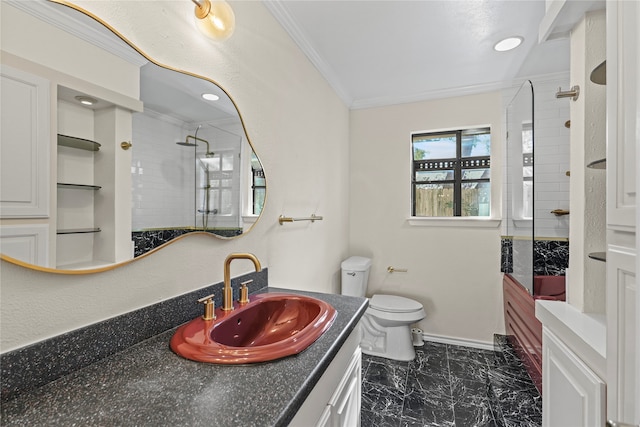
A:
[{"left": 422, "top": 333, "right": 494, "bottom": 351}]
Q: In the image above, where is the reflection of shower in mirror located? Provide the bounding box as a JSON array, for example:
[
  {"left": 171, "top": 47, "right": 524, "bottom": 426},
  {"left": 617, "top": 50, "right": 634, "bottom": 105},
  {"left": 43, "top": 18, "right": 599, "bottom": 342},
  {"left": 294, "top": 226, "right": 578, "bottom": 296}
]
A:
[
  {"left": 175, "top": 125, "right": 214, "bottom": 157},
  {"left": 175, "top": 126, "right": 219, "bottom": 230}
]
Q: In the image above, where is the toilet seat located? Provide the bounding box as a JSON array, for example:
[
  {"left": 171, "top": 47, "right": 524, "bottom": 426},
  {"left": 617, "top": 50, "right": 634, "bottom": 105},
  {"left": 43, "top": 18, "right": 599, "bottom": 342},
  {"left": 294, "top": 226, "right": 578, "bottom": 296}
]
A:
[{"left": 370, "top": 294, "right": 422, "bottom": 313}]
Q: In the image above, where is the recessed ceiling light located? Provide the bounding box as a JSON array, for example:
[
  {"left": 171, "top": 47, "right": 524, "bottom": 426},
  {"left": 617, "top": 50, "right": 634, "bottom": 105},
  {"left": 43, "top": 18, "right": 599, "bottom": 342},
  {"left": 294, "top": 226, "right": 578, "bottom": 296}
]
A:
[
  {"left": 202, "top": 93, "right": 219, "bottom": 101},
  {"left": 74, "top": 95, "right": 98, "bottom": 106},
  {"left": 494, "top": 36, "right": 523, "bottom": 52}
]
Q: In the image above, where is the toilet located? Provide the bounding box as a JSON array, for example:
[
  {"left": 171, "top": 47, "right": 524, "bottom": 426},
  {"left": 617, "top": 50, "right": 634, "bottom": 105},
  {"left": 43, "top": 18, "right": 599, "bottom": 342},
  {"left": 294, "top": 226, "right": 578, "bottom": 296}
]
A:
[{"left": 341, "top": 256, "right": 426, "bottom": 361}]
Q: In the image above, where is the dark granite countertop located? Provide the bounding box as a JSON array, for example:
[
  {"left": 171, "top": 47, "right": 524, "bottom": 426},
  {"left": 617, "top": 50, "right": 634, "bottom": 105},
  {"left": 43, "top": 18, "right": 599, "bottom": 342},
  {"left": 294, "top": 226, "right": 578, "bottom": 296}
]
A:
[{"left": 1, "top": 288, "right": 367, "bottom": 426}]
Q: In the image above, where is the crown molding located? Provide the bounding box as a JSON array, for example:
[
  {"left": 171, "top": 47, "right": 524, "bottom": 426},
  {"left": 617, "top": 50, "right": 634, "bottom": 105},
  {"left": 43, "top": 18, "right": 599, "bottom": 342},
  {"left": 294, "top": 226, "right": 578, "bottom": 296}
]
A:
[
  {"left": 263, "top": 0, "right": 353, "bottom": 108},
  {"left": 263, "top": 1, "right": 570, "bottom": 111},
  {"left": 6, "top": 0, "right": 147, "bottom": 67},
  {"left": 350, "top": 80, "right": 513, "bottom": 110}
]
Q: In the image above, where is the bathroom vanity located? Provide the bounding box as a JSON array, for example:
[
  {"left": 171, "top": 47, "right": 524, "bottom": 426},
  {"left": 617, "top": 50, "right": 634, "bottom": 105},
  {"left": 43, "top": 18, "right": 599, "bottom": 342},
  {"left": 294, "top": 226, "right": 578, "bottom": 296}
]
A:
[{"left": 0, "top": 286, "right": 367, "bottom": 426}]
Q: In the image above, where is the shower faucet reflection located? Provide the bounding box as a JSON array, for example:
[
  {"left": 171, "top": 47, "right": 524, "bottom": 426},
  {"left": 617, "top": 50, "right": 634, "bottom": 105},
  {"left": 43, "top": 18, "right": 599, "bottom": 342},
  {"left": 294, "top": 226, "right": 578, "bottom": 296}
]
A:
[{"left": 176, "top": 134, "right": 214, "bottom": 157}]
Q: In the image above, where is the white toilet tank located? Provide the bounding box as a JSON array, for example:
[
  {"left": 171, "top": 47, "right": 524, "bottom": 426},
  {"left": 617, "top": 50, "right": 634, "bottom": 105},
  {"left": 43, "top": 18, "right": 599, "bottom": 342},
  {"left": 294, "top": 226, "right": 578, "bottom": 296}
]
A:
[{"left": 341, "top": 256, "right": 372, "bottom": 297}]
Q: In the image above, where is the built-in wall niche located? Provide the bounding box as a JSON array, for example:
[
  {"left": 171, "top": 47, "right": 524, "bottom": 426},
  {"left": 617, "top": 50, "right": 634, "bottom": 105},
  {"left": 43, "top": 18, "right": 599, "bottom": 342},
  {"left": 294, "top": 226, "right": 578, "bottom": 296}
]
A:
[
  {"left": 586, "top": 60, "right": 606, "bottom": 264},
  {"left": 55, "top": 85, "right": 137, "bottom": 269}
]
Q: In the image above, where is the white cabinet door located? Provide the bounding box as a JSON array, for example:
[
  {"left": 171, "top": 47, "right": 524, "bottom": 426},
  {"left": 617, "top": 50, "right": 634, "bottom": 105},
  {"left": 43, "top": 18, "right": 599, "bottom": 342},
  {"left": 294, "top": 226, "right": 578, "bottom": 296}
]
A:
[
  {"left": 607, "top": 246, "right": 637, "bottom": 425},
  {"left": 327, "top": 347, "right": 361, "bottom": 427},
  {"left": 606, "top": 2, "right": 639, "bottom": 426},
  {"left": 543, "top": 327, "right": 606, "bottom": 427},
  {"left": 0, "top": 65, "right": 50, "bottom": 218},
  {"left": 290, "top": 324, "right": 362, "bottom": 427},
  {"left": 607, "top": 1, "right": 637, "bottom": 232},
  {"left": 0, "top": 224, "right": 49, "bottom": 266}
]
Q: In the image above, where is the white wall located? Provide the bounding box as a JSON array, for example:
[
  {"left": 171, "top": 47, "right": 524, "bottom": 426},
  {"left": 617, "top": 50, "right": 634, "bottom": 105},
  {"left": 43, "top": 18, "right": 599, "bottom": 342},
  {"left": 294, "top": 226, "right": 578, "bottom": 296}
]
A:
[
  {"left": 349, "top": 92, "right": 505, "bottom": 344},
  {"left": 0, "top": 1, "right": 350, "bottom": 352},
  {"left": 568, "top": 10, "right": 607, "bottom": 313}
]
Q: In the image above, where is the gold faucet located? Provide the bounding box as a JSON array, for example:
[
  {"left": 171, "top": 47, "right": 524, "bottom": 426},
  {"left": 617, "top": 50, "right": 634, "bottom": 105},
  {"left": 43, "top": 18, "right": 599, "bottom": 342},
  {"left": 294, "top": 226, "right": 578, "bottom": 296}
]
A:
[{"left": 222, "top": 253, "right": 262, "bottom": 311}]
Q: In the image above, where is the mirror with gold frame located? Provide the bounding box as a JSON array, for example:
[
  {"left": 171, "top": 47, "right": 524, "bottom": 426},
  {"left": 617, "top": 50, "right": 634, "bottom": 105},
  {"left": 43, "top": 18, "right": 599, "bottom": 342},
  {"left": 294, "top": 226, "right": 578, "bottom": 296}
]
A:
[{"left": 0, "top": 0, "right": 266, "bottom": 272}]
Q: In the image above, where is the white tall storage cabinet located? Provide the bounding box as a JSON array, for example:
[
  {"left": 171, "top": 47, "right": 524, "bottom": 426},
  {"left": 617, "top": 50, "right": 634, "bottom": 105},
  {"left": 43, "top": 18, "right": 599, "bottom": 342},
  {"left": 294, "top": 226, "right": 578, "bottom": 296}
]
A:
[{"left": 605, "top": 1, "right": 638, "bottom": 425}]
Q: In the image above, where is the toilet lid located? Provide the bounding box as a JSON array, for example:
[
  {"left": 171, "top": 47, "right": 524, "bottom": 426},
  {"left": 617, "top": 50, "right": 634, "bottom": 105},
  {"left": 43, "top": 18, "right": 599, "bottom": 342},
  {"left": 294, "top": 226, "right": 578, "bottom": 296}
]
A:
[{"left": 369, "top": 294, "right": 423, "bottom": 313}]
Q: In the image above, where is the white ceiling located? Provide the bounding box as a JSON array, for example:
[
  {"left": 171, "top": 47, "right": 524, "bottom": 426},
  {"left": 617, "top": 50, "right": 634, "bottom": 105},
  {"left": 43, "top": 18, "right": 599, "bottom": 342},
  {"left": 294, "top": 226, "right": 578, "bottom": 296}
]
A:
[
  {"left": 14, "top": 0, "right": 604, "bottom": 114},
  {"left": 264, "top": 0, "right": 602, "bottom": 109}
]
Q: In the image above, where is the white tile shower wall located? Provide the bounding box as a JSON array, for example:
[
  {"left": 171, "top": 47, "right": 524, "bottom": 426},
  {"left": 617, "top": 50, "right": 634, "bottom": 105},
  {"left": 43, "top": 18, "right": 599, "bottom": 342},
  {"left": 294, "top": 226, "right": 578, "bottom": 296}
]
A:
[
  {"left": 502, "top": 82, "right": 532, "bottom": 238},
  {"left": 501, "top": 75, "right": 570, "bottom": 239},
  {"left": 532, "top": 78, "right": 570, "bottom": 238},
  {"left": 131, "top": 114, "right": 194, "bottom": 230}
]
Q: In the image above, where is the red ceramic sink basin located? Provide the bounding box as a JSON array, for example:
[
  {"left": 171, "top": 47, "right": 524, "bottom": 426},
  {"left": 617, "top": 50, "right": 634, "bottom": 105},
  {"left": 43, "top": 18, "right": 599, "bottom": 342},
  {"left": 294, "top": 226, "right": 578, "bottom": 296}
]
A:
[{"left": 170, "top": 293, "right": 337, "bottom": 364}]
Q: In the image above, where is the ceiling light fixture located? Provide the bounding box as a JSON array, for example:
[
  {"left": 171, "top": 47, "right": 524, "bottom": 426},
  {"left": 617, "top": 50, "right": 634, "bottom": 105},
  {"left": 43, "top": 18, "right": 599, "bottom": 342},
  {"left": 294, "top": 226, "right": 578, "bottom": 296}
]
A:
[
  {"left": 493, "top": 36, "right": 523, "bottom": 52},
  {"left": 191, "top": 0, "right": 235, "bottom": 41},
  {"left": 74, "top": 95, "right": 97, "bottom": 106},
  {"left": 202, "top": 93, "right": 220, "bottom": 101}
]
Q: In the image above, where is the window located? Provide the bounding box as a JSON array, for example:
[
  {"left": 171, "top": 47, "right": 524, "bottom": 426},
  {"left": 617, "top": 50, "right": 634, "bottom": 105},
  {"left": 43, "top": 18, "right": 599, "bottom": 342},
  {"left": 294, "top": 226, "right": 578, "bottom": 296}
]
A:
[
  {"left": 412, "top": 128, "right": 491, "bottom": 217},
  {"left": 199, "top": 151, "right": 235, "bottom": 216},
  {"left": 251, "top": 153, "right": 265, "bottom": 215},
  {"left": 521, "top": 123, "right": 533, "bottom": 219}
]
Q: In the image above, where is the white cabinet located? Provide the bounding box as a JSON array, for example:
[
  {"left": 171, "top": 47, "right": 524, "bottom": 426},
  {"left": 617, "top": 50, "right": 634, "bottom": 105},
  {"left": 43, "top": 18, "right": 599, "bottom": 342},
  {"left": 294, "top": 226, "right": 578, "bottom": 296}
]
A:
[
  {"left": 326, "top": 347, "right": 361, "bottom": 427},
  {"left": 0, "top": 64, "right": 51, "bottom": 266},
  {"left": 605, "top": 1, "right": 639, "bottom": 425},
  {"left": 542, "top": 327, "right": 606, "bottom": 427},
  {"left": 290, "top": 323, "right": 362, "bottom": 427},
  {"left": 606, "top": 0, "right": 636, "bottom": 233},
  {"left": 0, "top": 64, "right": 50, "bottom": 218}
]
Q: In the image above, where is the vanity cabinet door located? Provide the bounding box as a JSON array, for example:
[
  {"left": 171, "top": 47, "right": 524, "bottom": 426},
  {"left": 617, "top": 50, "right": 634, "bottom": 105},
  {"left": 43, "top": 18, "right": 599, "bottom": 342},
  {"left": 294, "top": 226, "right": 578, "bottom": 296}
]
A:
[
  {"left": 290, "top": 323, "right": 362, "bottom": 427},
  {"left": 0, "top": 65, "right": 50, "bottom": 218},
  {"left": 315, "top": 405, "right": 332, "bottom": 427},
  {"left": 542, "top": 327, "right": 606, "bottom": 427},
  {"left": 326, "top": 347, "right": 361, "bottom": 427}
]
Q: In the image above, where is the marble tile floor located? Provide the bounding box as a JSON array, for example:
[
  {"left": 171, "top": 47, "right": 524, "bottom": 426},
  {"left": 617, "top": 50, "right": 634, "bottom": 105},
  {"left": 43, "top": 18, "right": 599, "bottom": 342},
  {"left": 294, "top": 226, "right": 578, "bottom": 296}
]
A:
[{"left": 360, "top": 340, "right": 542, "bottom": 427}]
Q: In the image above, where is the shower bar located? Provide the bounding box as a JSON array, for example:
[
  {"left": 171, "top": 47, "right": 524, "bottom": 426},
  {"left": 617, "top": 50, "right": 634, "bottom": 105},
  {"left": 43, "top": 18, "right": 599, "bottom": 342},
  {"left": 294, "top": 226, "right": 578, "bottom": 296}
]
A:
[
  {"left": 555, "top": 85, "right": 580, "bottom": 101},
  {"left": 278, "top": 214, "right": 323, "bottom": 225}
]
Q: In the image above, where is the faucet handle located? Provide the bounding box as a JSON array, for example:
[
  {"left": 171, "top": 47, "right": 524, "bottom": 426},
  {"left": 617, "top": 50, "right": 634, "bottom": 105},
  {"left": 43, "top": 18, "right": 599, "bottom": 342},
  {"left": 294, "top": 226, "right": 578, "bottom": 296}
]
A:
[
  {"left": 239, "top": 280, "right": 252, "bottom": 304},
  {"left": 197, "top": 293, "right": 216, "bottom": 320}
]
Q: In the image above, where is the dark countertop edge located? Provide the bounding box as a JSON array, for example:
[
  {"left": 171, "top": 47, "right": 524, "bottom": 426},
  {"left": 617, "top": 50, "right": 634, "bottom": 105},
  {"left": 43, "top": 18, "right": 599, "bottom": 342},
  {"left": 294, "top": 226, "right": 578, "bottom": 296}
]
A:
[{"left": 1, "top": 287, "right": 368, "bottom": 426}]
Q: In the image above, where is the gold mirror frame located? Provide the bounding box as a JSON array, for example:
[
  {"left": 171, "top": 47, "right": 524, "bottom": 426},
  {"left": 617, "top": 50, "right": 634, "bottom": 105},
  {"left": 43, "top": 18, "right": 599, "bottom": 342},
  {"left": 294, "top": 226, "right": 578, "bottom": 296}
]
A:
[{"left": 0, "top": 0, "right": 267, "bottom": 274}]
